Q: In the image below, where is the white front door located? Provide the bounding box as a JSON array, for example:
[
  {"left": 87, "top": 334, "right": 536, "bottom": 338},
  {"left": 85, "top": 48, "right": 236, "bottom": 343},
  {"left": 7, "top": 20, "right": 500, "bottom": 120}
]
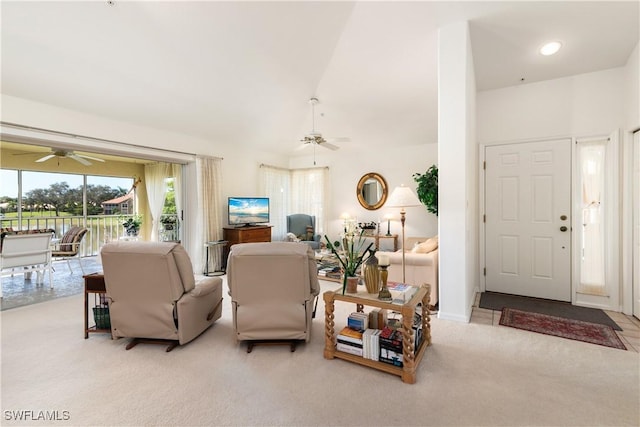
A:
[{"left": 485, "top": 139, "right": 572, "bottom": 301}]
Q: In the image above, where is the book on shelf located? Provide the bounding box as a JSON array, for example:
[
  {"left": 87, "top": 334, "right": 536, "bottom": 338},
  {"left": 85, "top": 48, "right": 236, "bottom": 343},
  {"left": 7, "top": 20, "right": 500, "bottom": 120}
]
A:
[
  {"left": 336, "top": 341, "right": 363, "bottom": 356},
  {"left": 379, "top": 326, "right": 403, "bottom": 352},
  {"left": 347, "top": 312, "right": 368, "bottom": 331},
  {"left": 386, "top": 281, "right": 411, "bottom": 292},
  {"left": 318, "top": 266, "right": 340, "bottom": 276},
  {"left": 337, "top": 326, "right": 363, "bottom": 344},
  {"left": 380, "top": 347, "right": 403, "bottom": 367},
  {"left": 362, "top": 328, "right": 381, "bottom": 361},
  {"left": 337, "top": 338, "right": 363, "bottom": 348},
  {"left": 367, "top": 308, "right": 388, "bottom": 330},
  {"left": 386, "top": 281, "right": 419, "bottom": 304}
]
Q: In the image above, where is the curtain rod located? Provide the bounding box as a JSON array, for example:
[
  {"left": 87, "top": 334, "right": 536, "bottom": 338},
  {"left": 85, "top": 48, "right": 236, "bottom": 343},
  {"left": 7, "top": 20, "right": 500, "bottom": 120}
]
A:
[
  {"left": 196, "top": 154, "right": 224, "bottom": 161},
  {"left": 260, "top": 163, "right": 329, "bottom": 171},
  {"left": 1, "top": 121, "right": 199, "bottom": 159}
]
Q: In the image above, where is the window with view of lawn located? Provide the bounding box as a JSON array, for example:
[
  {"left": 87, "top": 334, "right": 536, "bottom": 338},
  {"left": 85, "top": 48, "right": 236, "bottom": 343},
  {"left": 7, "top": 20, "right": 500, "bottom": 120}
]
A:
[{"left": 0, "top": 169, "right": 135, "bottom": 254}]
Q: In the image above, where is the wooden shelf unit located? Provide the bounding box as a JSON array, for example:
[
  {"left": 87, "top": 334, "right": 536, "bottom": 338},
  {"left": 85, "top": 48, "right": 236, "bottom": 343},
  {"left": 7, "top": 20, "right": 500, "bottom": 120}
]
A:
[
  {"left": 323, "top": 284, "right": 431, "bottom": 384},
  {"left": 83, "top": 273, "right": 111, "bottom": 339},
  {"left": 222, "top": 226, "right": 272, "bottom": 267}
]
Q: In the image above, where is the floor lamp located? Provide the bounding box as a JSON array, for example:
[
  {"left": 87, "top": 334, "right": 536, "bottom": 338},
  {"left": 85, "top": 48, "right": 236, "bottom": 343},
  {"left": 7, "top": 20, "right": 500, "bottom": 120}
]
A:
[{"left": 385, "top": 185, "right": 421, "bottom": 283}]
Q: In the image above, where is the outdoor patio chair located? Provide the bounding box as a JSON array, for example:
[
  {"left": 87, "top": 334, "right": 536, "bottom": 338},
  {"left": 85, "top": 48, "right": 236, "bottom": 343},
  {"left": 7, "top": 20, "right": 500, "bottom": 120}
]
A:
[{"left": 51, "top": 226, "right": 88, "bottom": 275}]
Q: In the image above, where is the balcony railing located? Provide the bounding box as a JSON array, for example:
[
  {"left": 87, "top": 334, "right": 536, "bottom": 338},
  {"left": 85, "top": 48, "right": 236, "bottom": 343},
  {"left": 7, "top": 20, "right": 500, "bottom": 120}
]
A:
[{"left": 0, "top": 214, "right": 180, "bottom": 256}]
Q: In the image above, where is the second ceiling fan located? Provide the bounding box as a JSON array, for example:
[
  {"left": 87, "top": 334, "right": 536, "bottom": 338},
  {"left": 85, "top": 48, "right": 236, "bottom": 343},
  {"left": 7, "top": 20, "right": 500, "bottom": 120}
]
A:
[{"left": 297, "top": 97, "right": 347, "bottom": 152}]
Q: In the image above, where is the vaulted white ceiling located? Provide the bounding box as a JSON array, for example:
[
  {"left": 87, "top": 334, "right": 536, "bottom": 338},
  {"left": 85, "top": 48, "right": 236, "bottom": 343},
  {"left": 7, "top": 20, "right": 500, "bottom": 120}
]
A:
[{"left": 2, "top": 1, "right": 638, "bottom": 156}]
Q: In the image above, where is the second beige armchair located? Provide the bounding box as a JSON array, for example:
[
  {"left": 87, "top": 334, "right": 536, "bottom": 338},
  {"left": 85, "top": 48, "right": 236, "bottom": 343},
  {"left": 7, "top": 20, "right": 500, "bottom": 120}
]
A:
[{"left": 226, "top": 242, "right": 320, "bottom": 352}]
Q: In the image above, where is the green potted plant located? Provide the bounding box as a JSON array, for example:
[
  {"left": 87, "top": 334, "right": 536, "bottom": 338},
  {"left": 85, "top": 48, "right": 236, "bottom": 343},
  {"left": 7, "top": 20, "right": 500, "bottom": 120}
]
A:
[
  {"left": 160, "top": 215, "right": 177, "bottom": 231},
  {"left": 120, "top": 215, "right": 142, "bottom": 236},
  {"left": 413, "top": 165, "right": 438, "bottom": 216},
  {"left": 324, "top": 228, "right": 374, "bottom": 294}
]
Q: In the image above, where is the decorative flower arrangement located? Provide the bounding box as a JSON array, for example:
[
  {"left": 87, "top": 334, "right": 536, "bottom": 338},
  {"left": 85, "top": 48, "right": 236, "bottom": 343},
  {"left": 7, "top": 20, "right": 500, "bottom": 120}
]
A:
[
  {"left": 324, "top": 221, "right": 374, "bottom": 294},
  {"left": 120, "top": 215, "right": 142, "bottom": 236}
]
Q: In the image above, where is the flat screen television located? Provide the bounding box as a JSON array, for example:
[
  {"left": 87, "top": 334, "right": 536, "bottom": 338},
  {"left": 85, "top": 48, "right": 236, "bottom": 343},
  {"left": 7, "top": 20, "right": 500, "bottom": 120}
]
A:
[{"left": 228, "top": 197, "right": 270, "bottom": 227}]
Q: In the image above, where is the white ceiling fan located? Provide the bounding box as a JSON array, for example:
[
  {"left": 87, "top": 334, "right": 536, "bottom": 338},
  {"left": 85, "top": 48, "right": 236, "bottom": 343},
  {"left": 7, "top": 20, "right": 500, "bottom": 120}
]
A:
[
  {"left": 16, "top": 148, "right": 107, "bottom": 166},
  {"left": 297, "top": 97, "right": 348, "bottom": 153}
]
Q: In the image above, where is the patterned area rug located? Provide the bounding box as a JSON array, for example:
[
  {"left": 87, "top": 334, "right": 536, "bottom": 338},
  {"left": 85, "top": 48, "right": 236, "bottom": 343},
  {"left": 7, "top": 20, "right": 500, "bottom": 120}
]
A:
[{"left": 500, "top": 308, "right": 627, "bottom": 350}]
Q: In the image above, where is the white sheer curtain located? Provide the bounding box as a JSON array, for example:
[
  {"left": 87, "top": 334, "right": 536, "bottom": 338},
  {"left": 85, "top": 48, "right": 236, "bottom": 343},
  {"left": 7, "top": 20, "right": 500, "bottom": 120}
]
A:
[
  {"left": 144, "top": 162, "right": 172, "bottom": 241},
  {"left": 291, "top": 167, "right": 329, "bottom": 236},
  {"left": 578, "top": 141, "right": 606, "bottom": 295},
  {"left": 259, "top": 165, "right": 329, "bottom": 242},
  {"left": 196, "top": 156, "right": 223, "bottom": 272},
  {"left": 259, "top": 165, "right": 290, "bottom": 241}
]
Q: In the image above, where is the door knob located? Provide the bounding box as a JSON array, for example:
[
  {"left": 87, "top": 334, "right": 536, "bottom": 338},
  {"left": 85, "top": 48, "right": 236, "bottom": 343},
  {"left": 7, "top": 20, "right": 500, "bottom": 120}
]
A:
[
  {"left": 560, "top": 215, "right": 567, "bottom": 221},
  {"left": 560, "top": 226, "right": 568, "bottom": 232}
]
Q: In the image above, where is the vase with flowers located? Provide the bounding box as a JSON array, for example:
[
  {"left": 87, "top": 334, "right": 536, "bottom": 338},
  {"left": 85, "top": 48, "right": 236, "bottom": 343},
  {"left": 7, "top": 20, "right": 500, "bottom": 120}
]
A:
[{"left": 324, "top": 222, "right": 374, "bottom": 294}]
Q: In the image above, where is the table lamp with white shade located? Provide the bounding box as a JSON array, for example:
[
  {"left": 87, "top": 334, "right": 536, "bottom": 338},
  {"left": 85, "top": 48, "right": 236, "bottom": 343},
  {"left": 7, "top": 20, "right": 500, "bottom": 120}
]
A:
[{"left": 385, "top": 184, "right": 421, "bottom": 283}]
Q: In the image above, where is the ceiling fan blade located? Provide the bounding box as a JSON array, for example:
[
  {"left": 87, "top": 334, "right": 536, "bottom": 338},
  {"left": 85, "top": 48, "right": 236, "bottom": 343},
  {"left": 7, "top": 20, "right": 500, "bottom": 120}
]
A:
[
  {"left": 295, "top": 143, "right": 311, "bottom": 151},
  {"left": 35, "top": 154, "right": 56, "bottom": 163},
  {"left": 68, "top": 154, "right": 92, "bottom": 166},
  {"left": 320, "top": 142, "right": 340, "bottom": 151},
  {"left": 76, "top": 154, "right": 105, "bottom": 163},
  {"left": 326, "top": 136, "right": 351, "bottom": 143},
  {"left": 12, "top": 151, "right": 44, "bottom": 156}
]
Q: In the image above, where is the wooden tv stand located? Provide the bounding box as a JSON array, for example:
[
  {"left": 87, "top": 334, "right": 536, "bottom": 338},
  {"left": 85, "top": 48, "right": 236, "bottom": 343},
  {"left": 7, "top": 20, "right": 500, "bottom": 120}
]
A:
[{"left": 222, "top": 225, "right": 272, "bottom": 267}]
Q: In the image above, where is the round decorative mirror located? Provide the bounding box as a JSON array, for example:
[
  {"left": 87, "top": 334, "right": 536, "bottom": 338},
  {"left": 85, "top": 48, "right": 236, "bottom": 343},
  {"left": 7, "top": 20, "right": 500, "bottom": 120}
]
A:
[{"left": 356, "top": 172, "right": 388, "bottom": 210}]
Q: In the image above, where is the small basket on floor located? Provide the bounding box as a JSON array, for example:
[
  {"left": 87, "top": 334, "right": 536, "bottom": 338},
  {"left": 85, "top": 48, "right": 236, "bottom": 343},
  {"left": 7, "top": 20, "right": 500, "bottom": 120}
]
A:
[{"left": 92, "top": 306, "right": 111, "bottom": 329}]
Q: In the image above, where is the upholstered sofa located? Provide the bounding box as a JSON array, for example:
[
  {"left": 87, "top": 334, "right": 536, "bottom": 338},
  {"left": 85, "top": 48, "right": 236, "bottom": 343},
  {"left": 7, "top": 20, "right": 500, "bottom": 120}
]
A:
[{"left": 377, "top": 236, "right": 438, "bottom": 308}]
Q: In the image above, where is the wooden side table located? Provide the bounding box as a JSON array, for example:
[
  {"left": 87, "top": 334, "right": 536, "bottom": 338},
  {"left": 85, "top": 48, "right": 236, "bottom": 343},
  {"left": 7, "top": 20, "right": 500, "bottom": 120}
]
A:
[
  {"left": 83, "top": 273, "right": 111, "bottom": 338},
  {"left": 323, "top": 283, "right": 431, "bottom": 384},
  {"left": 375, "top": 234, "right": 398, "bottom": 251}
]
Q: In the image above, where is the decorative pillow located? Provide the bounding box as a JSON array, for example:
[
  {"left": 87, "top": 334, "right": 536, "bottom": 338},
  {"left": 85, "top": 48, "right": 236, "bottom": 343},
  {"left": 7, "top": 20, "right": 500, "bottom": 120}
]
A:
[
  {"left": 285, "top": 232, "right": 300, "bottom": 242},
  {"left": 412, "top": 236, "right": 438, "bottom": 254}
]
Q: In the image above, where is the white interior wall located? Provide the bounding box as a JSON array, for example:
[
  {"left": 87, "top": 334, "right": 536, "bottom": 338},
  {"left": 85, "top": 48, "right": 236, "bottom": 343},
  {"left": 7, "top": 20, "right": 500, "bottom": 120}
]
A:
[
  {"left": 438, "top": 21, "right": 477, "bottom": 322},
  {"left": 622, "top": 41, "right": 640, "bottom": 314},
  {"left": 477, "top": 68, "right": 626, "bottom": 143},
  {"left": 289, "top": 143, "right": 439, "bottom": 244}
]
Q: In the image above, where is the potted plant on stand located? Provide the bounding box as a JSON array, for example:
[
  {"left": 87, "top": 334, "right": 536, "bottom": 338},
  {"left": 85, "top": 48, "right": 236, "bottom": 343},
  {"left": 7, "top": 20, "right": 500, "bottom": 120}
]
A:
[
  {"left": 324, "top": 223, "right": 374, "bottom": 294},
  {"left": 120, "top": 215, "right": 142, "bottom": 237},
  {"left": 160, "top": 215, "right": 177, "bottom": 230}
]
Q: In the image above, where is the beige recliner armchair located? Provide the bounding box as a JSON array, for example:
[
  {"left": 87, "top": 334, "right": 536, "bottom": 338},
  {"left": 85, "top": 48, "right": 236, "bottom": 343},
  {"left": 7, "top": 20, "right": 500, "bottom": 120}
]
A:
[
  {"left": 227, "top": 242, "right": 320, "bottom": 352},
  {"left": 101, "top": 241, "right": 223, "bottom": 351}
]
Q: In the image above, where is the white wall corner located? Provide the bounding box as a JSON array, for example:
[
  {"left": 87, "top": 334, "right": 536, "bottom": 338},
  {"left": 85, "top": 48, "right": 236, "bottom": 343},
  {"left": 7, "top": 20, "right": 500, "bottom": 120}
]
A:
[{"left": 438, "top": 20, "right": 477, "bottom": 321}]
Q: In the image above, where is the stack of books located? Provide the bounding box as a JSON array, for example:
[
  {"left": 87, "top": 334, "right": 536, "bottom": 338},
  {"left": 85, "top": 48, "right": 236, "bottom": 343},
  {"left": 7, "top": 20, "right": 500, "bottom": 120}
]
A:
[
  {"left": 378, "top": 310, "right": 424, "bottom": 367},
  {"left": 347, "top": 312, "right": 368, "bottom": 331},
  {"left": 362, "top": 329, "right": 381, "bottom": 361},
  {"left": 379, "top": 326, "right": 404, "bottom": 366},
  {"left": 336, "top": 308, "right": 423, "bottom": 364},
  {"left": 386, "top": 281, "right": 418, "bottom": 304},
  {"left": 336, "top": 326, "right": 364, "bottom": 356},
  {"left": 318, "top": 266, "right": 340, "bottom": 277}
]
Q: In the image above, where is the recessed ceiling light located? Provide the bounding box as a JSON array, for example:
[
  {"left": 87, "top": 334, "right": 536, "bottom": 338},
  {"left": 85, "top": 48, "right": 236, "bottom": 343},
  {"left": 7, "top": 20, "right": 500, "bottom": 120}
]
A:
[{"left": 540, "top": 41, "right": 562, "bottom": 56}]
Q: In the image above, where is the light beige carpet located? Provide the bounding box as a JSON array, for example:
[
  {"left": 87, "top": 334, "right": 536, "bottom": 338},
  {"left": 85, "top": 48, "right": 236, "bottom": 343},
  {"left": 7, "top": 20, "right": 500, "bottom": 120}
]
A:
[{"left": 1, "top": 278, "right": 638, "bottom": 426}]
